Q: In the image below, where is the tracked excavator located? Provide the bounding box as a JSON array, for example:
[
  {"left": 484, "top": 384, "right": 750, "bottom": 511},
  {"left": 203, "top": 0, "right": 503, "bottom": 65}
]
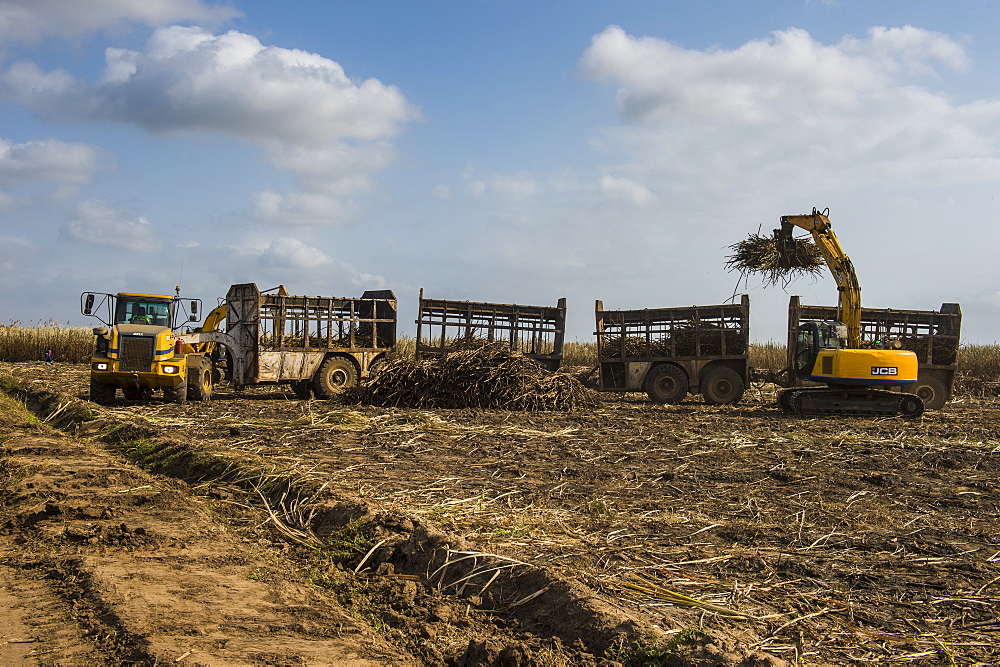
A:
[{"left": 775, "top": 208, "right": 924, "bottom": 419}]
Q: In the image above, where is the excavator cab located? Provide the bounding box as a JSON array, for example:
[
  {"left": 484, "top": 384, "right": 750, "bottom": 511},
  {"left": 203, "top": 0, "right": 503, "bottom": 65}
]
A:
[{"left": 793, "top": 321, "right": 847, "bottom": 378}]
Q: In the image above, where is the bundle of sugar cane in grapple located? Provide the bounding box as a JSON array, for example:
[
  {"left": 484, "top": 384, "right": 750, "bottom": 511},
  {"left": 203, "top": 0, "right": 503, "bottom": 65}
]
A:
[{"left": 725, "top": 228, "right": 824, "bottom": 285}]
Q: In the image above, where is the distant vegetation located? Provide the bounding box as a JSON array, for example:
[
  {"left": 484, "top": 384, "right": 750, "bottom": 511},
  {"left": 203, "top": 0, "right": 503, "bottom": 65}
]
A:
[
  {"left": 2, "top": 324, "right": 997, "bottom": 395},
  {"left": 0, "top": 322, "right": 95, "bottom": 364}
]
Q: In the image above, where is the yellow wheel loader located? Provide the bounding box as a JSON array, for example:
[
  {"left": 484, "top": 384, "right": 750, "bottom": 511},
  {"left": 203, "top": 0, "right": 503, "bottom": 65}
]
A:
[{"left": 81, "top": 287, "right": 219, "bottom": 405}]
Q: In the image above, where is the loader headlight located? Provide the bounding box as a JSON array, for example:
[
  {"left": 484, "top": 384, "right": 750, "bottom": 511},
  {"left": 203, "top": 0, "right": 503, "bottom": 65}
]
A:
[
  {"left": 92, "top": 362, "right": 109, "bottom": 371},
  {"left": 162, "top": 365, "right": 179, "bottom": 374}
]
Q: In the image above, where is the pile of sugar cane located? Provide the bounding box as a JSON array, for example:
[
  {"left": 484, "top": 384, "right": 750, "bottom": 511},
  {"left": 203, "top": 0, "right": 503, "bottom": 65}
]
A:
[{"left": 347, "top": 342, "right": 599, "bottom": 411}]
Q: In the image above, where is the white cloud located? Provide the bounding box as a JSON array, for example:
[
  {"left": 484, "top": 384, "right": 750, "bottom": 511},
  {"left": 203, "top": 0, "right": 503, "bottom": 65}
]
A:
[
  {"left": 431, "top": 185, "right": 451, "bottom": 201},
  {"left": 597, "top": 175, "right": 652, "bottom": 206},
  {"left": 581, "top": 25, "right": 968, "bottom": 126},
  {"left": 62, "top": 198, "right": 158, "bottom": 252},
  {"left": 0, "top": 137, "right": 106, "bottom": 185},
  {"left": 253, "top": 236, "right": 333, "bottom": 270},
  {"left": 0, "top": 25, "right": 419, "bottom": 227},
  {"left": 0, "top": 0, "right": 240, "bottom": 43},
  {"left": 230, "top": 235, "right": 389, "bottom": 291},
  {"left": 579, "top": 25, "right": 1000, "bottom": 195},
  {"left": 0, "top": 26, "right": 418, "bottom": 146},
  {"left": 254, "top": 190, "right": 356, "bottom": 227},
  {"left": 263, "top": 140, "right": 397, "bottom": 195}
]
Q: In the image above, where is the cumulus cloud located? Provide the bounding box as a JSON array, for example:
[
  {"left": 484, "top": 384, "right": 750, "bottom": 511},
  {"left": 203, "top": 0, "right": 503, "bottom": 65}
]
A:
[
  {"left": 0, "top": 0, "right": 240, "bottom": 43},
  {"left": 581, "top": 25, "right": 968, "bottom": 125},
  {"left": 62, "top": 198, "right": 158, "bottom": 252},
  {"left": 0, "top": 138, "right": 106, "bottom": 185},
  {"left": 0, "top": 25, "right": 419, "bottom": 227},
  {"left": 231, "top": 236, "right": 389, "bottom": 290},
  {"left": 579, "top": 25, "right": 1000, "bottom": 193},
  {"left": 0, "top": 26, "right": 418, "bottom": 145}
]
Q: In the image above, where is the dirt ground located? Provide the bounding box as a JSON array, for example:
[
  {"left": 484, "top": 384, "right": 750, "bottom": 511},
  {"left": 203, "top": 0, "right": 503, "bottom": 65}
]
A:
[{"left": 1, "top": 361, "right": 998, "bottom": 665}]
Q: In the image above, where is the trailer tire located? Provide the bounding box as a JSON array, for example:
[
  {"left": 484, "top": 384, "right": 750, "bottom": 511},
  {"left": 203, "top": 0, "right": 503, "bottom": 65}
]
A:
[
  {"left": 163, "top": 381, "right": 187, "bottom": 404},
  {"left": 701, "top": 367, "right": 745, "bottom": 405},
  {"left": 313, "top": 357, "right": 357, "bottom": 399},
  {"left": 189, "top": 361, "right": 213, "bottom": 402},
  {"left": 290, "top": 380, "right": 313, "bottom": 399},
  {"left": 908, "top": 376, "right": 947, "bottom": 410},
  {"left": 645, "top": 364, "right": 688, "bottom": 404},
  {"left": 90, "top": 378, "right": 116, "bottom": 405}
]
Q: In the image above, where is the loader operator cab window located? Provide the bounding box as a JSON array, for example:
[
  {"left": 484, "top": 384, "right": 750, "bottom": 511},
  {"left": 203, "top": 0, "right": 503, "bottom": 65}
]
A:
[{"left": 116, "top": 299, "right": 172, "bottom": 327}]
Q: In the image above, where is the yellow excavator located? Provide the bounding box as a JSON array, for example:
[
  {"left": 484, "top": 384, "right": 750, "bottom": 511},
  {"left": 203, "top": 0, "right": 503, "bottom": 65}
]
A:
[{"left": 776, "top": 208, "right": 924, "bottom": 418}]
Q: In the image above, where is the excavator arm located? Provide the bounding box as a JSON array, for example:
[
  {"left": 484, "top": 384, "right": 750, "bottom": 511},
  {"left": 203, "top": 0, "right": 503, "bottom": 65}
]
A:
[{"left": 778, "top": 208, "right": 862, "bottom": 348}]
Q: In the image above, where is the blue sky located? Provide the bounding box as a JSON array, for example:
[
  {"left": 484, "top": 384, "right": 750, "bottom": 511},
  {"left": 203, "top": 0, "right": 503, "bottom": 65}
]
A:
[{"left": 2, "top": 0, "right": 999, "bottom": 343}]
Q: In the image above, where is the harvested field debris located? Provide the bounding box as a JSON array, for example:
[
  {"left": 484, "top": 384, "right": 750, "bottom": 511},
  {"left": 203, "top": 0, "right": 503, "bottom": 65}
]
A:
[
  {"left": 726, "top": 230, "right": 824, "bottom": 285},
  {"left": 348, "top": 342, "right": 598, "bottom": 410},
  {"left": 3, "top": 360, "right": 1000, "bottom": 664}
]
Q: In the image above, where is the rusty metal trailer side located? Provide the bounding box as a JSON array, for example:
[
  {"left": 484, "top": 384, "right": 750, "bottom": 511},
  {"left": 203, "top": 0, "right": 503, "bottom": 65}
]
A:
[
  {"left": 225, "top": 283, "right": 397, "bottom": 385},
  {"left": 786, "top": 296, "right": 961, "bottom": 409},
  {"left": 415, "top": 289, "right": 567, "bottom": 371},
  {"left": 595, "top": 294, "right": 750, "bottom": 404}
]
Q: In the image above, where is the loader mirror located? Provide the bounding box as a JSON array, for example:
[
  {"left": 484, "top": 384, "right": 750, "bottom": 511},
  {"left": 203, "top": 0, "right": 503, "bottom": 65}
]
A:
[
  {"left": 83, "top": 293, "right": 95, "bottom": 315},
  {"left": 190, "top": 301, "right": 198, "bottom": 315}
]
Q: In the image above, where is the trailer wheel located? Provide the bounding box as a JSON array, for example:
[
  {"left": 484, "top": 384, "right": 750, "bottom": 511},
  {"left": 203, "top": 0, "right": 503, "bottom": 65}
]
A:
[
  {"left": 163, "top": 381, "right": 187, "bottom": 404},
  {"left": 90, "top": 378, "right": 116, "bottom": 405},
  {"left": 701, "top": 367, "right": 745, "bottom": 405},
  {"left": 189, "top": 361, "right": 213, "bottom": 402},
  {"left": 290, "top": 380, "right": 313, "bottom": 399},
  {"left": 313, "top": 357, "right": 357, "bottom": 399},
  {"left": 908, "top": 376, "right": 947, "bottom": 410},
  {"left": 645, "top": 364, "right": 688, "bottom": 404}
]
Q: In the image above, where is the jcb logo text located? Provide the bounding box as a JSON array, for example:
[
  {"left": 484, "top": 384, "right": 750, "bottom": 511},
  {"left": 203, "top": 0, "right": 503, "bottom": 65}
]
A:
[{"left": 871, "top": 367, "right": 898, "bottom": 376}]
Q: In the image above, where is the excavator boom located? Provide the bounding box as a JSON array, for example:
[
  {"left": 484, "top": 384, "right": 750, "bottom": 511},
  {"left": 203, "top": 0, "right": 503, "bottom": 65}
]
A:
[{"left": 778, "top": 209, "right": 862, "bottom": 348}]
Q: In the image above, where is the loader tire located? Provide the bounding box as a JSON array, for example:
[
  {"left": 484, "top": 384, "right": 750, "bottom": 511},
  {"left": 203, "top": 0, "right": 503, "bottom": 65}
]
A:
[
  {"left": 313, "top": 357, "right": 357, "bottom": 399},
  {"left": 645, "top": 364, "right": 688, "bottom": 405},
  {"left": 163, "top": 381, "right": 187, "bottom": 404},
  {"left": 189, "top": 361, "right": 213, "bottom": 402},
  {"left": 908, "top": 376, "right": 947, "bottom": 410},
  {"left": 700, "top": 367, "right": 745, "bottom": 405},
  {"left": 90, "top": 378, "right": 116, "bottom": 405}
]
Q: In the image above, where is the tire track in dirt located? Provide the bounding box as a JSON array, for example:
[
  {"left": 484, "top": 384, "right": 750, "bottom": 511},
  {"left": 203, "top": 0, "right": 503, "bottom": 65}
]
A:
[{"left": 0, "top": 422, "right": 408, "bottom": 665}]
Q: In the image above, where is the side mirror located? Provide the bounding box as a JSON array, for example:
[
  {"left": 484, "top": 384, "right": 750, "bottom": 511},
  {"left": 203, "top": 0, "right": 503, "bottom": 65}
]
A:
[
  {"left": 83, "top": 293, "right": 95, "bottom": 315},
  {"left": 189, "top": 315, "right": 198, "bottom": 322},
  {"left": 190, "top": 300, "right": 199, "bottom": 315}
]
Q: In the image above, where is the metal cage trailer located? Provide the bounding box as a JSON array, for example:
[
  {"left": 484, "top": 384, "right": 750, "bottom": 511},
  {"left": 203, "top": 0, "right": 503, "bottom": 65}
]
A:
[
  {"left": 415, "top": 289, "right": 567, "bottom": 371},
  {"left": 181, "top": 283, "right": 397, "bottom": 399},
  {"left": 595, "top": 295, "right": 750, "bottom": 405}
]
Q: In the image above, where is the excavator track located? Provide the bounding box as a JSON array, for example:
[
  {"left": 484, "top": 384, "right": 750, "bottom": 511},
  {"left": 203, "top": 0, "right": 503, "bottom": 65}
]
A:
[{"left": 779, "top": 387, "right": 924, "bottom": 419}]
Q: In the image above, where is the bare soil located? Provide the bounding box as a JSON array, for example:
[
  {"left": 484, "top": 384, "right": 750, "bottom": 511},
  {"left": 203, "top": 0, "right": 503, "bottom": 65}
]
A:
[{"left": 1, "top": 361, "right": 998, "bottom": 665}]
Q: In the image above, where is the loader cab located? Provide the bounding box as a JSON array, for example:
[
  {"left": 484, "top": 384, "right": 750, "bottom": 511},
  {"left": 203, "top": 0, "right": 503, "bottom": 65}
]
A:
[
  {"left": 794, "top": 321, "right": 848, "bottom": 377},
  {"left": 114, "top": 295, "right": 174, "bottom": 327}
]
